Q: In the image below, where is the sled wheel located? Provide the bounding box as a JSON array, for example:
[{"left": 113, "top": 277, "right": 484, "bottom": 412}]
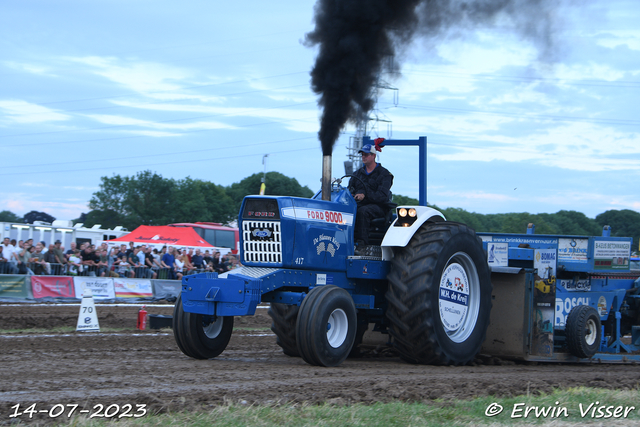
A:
[
  {"left": 296, "top": 285, "right": 357, "bottom": 367},
  {"left": 268, "top": 303, "right": 300, "bottom": 357},
  {"left": 566, "top": 305, "right": 601, "bottom": 358},
  {"left": 173, "top": 294, "right": 196, "bottom": 358},
  {"left": 173, "top": 293, "right": 234, "bottom": 359},
  {"left": 386, "top": 222, "right": 492, "bottom": 365}
]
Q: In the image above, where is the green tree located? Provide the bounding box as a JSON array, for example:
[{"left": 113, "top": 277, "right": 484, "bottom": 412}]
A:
[
  {"left": 0, "top": 210, "right": 22, "bottom": 223},
  {"left": 225, "top": 172, "right": 314, "bottom": 212},
  {"left": 596, "top": 209, "right": 640, "bottom": 252},
  {"left": 391, "top": 194, "right": 418, "bottom": 206},
  {"left": 173, "top": 178, "right": 236, "bottom": 224}
]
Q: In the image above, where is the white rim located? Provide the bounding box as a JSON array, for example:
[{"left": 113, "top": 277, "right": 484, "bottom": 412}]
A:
[
  {"left": 202, "top": 316, "right": 224, "bottom": 339},
  {"left": 438, "top": 252, "right": 480, "bottom": 343},
  {"left": 327, "top": 308, "right": 348, "bottom": 348},
  {"left": 585, "top": 318, "right": 598, "bottom": 346}
]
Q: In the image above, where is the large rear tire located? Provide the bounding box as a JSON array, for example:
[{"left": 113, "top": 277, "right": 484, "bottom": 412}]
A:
[
  {"left": 296, "top": 285, "right": 357, "bottom": 367},
  {"left": 386, "top": 222, "right": 492, "bottom": 365},
  {"left": 565, "top": 305, "right": 601, "bottom": 358},
  {"left": 173, "top": 293, "right": 234, "bottom": 359},
  {"left": 268, "top": 303, "right": 300, "bottom": 357}
]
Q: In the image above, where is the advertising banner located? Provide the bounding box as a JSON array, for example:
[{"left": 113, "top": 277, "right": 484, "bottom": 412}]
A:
[
  {"left": 114, "top": 278, "right": 153, "bottom": 298},
  {"left": 73, "top": 277, "right": 115, "bottom": 299},
  {"left": 31, "top": 276, "right": 75, "bottom": 299},
  {"left": 594, "top": 240, "right": 631, "bottom": 270},
  {"left": 558, "top": 238, "right": 588, "bottom": 263},
  {"left": 152, "top": 280, "right": 181, "bottom": 300},
  {"left": 487, "top": 242, "right": 508, "bottom": 268},
  {"left": 0, "top": 275, "right": 30, "bottom": 299}
]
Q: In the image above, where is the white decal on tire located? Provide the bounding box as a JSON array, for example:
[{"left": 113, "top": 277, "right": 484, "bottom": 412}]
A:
[{"left": 439, "top": 263, "right": 470, "bottom": 332}]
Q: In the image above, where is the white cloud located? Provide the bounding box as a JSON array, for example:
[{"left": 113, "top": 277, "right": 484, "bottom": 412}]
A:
[
  {"left": 0, "top": 100, "right": 69, "bottom": 124},
  {"left": 429, "top": 122, "right": 640, "bottom": 172},
  {"left": 84, "top": 114, "right": 236, "bottom": 133},
  {"left": 3, "top": 61, "right": 54, "bottom": 76},
  {"left": 66, "top": 56, "right": 191, "bottom": 96},
  {"left": 595, "top": 30, "right": 640, "bottom": 51},
  {"left": 1, "top": 194, "right": 88, "bottom": 220}
]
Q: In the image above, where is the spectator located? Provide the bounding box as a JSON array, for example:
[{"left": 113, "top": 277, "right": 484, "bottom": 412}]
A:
[
  {"left": 65, "top": 242, "right": 77, "bottom": 260},
  {"left": 203, "top": 250, "right": 213, "bottom": 266},
  {"left": 30, "top": 243, "right": 48, "bottom": 275},
  {"left": 0, "top": 246, "right": 8, "bottom": 274},
  {"left": 40, "top": 241, "right": 49, "bottom": 255},
  {"left": 218, "top": 253, "right": 231, "bottom": 274},
  {"left": 51, "top": 240, "right": 66, "bottom": 265},
  {"left": 182, "top": 250, "right": 194, "bottom": 273},
  {"left": 211, "top": 251, "right": 222, "bottom": 273},
  {"left": 96, "top": 249, "right": 109, "bottom": 277},
  {"left": 144, "top": 247, "right": 158, "bottom": 279},
  {"left": 127, "top": 247, "right": 143, "bottom": 278},
  {"left": 136, "top": 245, "right": 146, "bottom": 266},
  {"left": 16, "top": 240, "right": 34, "bottom": 274},
  {"left": 1, "top": 238, "right": 18, "bottom": 274},
  {"left": 68, "top": 250, "right": 83, "bottom": 275},
  {"left": 174, "top": 253, "right": 185, "bottom": 280},
  {"left": 44, "top": 244, "right": 59, "bottom": 274},
  {"left": 126, "top": 242, "right": 135, "bottom": 258},
  {"left": 161, "top": 246, "right": 177, "bottom": 280},
  {"left": 191, "top": 249, "right": 205, "bottom": 271},
  {"left": 115, "top": 251, "right": 133, "bottom": 277}
]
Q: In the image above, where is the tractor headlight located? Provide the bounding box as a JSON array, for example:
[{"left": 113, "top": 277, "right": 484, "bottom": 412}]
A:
[{"left": 395, "top": 207, "right": 418, "bottom": 227}]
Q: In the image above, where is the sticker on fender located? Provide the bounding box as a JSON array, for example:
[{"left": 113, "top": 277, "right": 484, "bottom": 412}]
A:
[{"left": 439, "top": 263, "right": 470, "bottom": 331}]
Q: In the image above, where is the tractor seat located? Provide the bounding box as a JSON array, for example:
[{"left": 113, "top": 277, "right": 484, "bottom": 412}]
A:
[{"left": 368, "top": 201, "right": 397, "bottom": 246}]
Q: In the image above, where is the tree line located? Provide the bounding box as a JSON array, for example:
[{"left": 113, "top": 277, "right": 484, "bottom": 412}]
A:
[{"left": 1, "top": 170, "right": 638, "bottom": 252}]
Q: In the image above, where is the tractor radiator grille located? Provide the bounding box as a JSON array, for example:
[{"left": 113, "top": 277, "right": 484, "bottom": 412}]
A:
[{"left": 242, "top": 221, "right": 282, "bottom": 264}]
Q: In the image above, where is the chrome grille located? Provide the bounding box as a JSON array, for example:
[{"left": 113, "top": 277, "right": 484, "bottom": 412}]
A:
[{"left": 242, "top": 221, "right": 282, "bottom": 264}]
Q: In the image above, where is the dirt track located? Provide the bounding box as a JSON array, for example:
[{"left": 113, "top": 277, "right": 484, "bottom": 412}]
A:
[{"left": 2, "top": 303, "right": 640, "bottom": 424}]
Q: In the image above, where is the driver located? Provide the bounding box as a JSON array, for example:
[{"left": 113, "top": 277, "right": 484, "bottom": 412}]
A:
[{"left": 349, "top": 143, "right": 394, "bottom": 250}]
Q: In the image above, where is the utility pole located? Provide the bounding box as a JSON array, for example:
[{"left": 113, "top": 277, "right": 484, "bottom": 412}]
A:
[{"left": 260, "top": 154, "right": 269, "bottom": 195}]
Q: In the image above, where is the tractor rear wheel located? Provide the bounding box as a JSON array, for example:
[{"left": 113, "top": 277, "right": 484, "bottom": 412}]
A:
[
  {"left": 268, "top": 303, "right": 300, "bottom": 357},
  {"left": 173, "top": 293, "right": 234, "bottom": 359},
  {"left": 566, "top": 305, "right": 601, "bottom": 358},
  {"left": 386, "top": 222, "right": 492, "bottom": 365},
  {"left": 296, "top": 285, "right": 357, "bottom": 367}
]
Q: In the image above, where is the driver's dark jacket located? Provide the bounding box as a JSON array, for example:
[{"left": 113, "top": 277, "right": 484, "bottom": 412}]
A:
[{"left": 349, "top": 163, "right": 394, "bottom": 207}]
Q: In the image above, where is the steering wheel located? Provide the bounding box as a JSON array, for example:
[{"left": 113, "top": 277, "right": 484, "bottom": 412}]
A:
[{"left": 336, "top": 174, "right": 367, "bottom": 201}]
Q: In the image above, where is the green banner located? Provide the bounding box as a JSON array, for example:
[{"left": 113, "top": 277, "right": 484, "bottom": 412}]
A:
[{"left": 0, "top": 275, "right": 31, "bottom": 299}]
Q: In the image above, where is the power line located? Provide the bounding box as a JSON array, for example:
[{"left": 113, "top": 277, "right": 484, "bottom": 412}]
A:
[
  {"left": 0, "top": 143, "right": 338, "bottom": 177},
  {"left": 389, "top": 102, "right": 640, "bottom": 127},
  {"left": 3, "top": 136, "right": 318, "bottom": 170},
  {"left": 0, "top": 101, "right": 318, "bottom": 143}
]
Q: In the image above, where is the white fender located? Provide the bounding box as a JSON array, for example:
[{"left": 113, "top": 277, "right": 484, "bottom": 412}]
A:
[{"left": 381, "top": 206, "right": 446, "bottom": 261}]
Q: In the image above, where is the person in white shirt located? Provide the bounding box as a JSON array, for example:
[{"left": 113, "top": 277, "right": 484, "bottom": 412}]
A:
[{"left": 1, "top": 238, "right": 18, "bottom": 274}]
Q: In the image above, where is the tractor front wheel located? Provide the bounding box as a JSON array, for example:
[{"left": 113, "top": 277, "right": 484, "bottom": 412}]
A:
[
  {"left": 173, "top": 294, "right": 234, "bottom": 359},
  {"left": 296, "top": 285, "right": 357, "bottom": 367}
]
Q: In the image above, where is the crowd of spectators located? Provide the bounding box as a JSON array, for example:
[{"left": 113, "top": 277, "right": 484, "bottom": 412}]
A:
[{"left": 0, "top": 237, "right": 241, "bottom": 279}]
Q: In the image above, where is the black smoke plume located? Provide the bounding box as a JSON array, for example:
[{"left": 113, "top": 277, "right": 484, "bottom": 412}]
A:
[{"left": 306, "top": 0, "right": 561, "bottom": 156}]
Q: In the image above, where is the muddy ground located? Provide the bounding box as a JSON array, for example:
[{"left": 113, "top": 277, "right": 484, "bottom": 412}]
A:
[{"left": 2, "top": 303, "right": 640, "bottom": 424}]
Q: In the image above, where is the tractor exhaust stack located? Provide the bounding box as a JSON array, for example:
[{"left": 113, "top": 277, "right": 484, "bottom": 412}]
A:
[{"left": 322, "top": 155, "right": 331, "bottom": 201}]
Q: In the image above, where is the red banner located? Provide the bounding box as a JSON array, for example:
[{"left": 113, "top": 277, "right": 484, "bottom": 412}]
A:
[{"left": 31, "top": 276, "right": 75, "bottom": 299}]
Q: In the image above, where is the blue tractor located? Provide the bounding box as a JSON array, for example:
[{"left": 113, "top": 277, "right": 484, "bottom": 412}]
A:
[{"left": 173, "top": 136, "right": 494, "bottom": 366}]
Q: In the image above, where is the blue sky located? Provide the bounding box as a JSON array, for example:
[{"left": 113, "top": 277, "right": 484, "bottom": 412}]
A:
[{"left": 1, "top": 0, "right": 639, "bottom": 223}]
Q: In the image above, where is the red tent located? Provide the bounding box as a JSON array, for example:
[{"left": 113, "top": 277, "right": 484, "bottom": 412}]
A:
[{"left": 105, "top": 225, "right": 216, "bottom": 250}]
